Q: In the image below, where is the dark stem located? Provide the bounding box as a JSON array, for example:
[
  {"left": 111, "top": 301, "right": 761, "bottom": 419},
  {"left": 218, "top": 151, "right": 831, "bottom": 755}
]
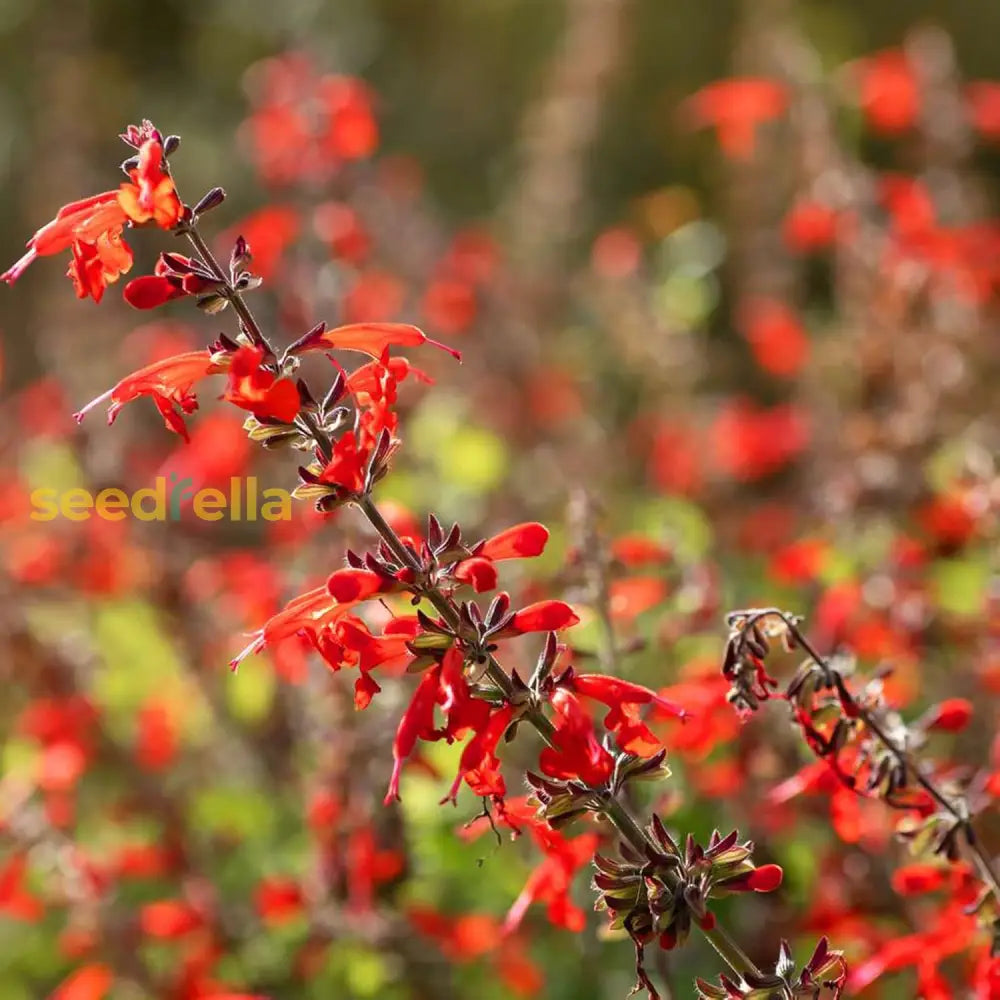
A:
[
  {"left": 181, "top": 209, "right": 767, "bottom": 990},
  {"left": 738, "top": 608, "right": 1000, "bottom": 904}
]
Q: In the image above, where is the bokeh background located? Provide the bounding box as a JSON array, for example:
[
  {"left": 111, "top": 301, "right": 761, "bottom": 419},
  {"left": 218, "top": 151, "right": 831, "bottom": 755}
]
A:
[{"left": 2, "top": 1, "right": 1000, "bottom": 997}]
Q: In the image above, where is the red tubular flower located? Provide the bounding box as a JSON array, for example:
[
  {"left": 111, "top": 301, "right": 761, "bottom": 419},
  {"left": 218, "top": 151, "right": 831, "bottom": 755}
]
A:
[
  {"left": 230, "top": 584, "right": 347, "bottom": 670},
  {"left": 326, "top": 567, "right": 394, "bottom": 603},
  {"left": 569, "top": 673, "right": 688, "bottom": 720},
  {"left": 478, "top": 522, "right": 549, "bottom": 560},
  {"left": 539, "top": 688, "right": 614, "bottom": 787},
  {"left": 384, "top": 664, "right": 442, "bottom": 803},
  {"left": 926, "top": 698, "right": 974, "bottom": 733},
  {"left": 683, "top": 78, "right": 789, "bottom": 159},
  {"left": 504, "top": 600, "right": 580, "bottom": 634},
  {"left": 286, "top": 320, "right": 461, "bottom": 361},
  {"left": 222, "top": 345, "right": 301, "bottom": 423},
  {"left": 503, "top": 828, "right": 600, "bottom": 934},
  {"left": 435, "top": 650, "right": 514, "bottom": 804},
  {"left": 122, "top": 273, "right": 184, "bottom": 310},
  {"left": 716, "top": 863, "right": 784, "bottom": 893},
  {"left": 453, "top": 556, "right": 498, "bottom": 593},
  {"left": 73, "top": 350, "right": 223, "bottom": 441},
  {"left": 3, "top": 135, "right": 182, "bottom": 302},
  {"left": 345, "top": 355, "right": 432, "bottom": 405},
  {"left": 454, "top": 522, "right": 550, "bottom": 592},
  {"left": 117, "top": 138, "right": 183, "bottom": 228},
  {"left": 335, "top": 616, "right": 420, "bottom": 675},
  {"left": 566, "top": 671, "right": 687, "bottom": 756},
  {"left": 2, "top": 192, "right": 131, "bottom": 300},
  {"left": 445, "top": 704, "right": 513, "bottom": 803},
  {"left": 123, "top": 253, "right": 218, "bottom": 310},
  {"left": 67, "top": 231, "right": 133, "bottom": 302}
]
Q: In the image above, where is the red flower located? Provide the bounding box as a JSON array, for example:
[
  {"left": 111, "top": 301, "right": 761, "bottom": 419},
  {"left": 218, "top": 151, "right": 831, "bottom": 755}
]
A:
[
  {"left": 384, "top": 664, "right": 442, "bottom": 803},
  {"left": 222, "top": 345, "right": 301, "bottom": 423},
  {"left": 445, "top": 703, "right": 513, "bottom": 803},
  {"left": 711, "top": 398, "right": 809, "bottom": 481},
  {"left": 684, "top": 78, "right": 789, "bottom": 159},
  {"left": 67, "top": 231, "right": 134, "bottom": 303},
  {"left": 783, "top": 198, "right": 839, "bottom": 253},
  {"left": 2, "top": 134, "right": 180, "bottom": 301},
  {"left": 315, "top": 201, "right": 371, "bottom": 263},
  {"left": 385, "top": 649, "right": 512, "bottom": 805},
  {"left": 565, "top": 670, "right": 687, "bottom": 757},
  {"left": 503, "top": 600, "right": 580, "bottom": 634},
  {"left": 717, "top": 863, "right": 783, "bottom": 893},
  {"left": 454, "top": 522, "right": 550, "bottom": 593},
  {"left": 322, "top": 408, "right": 397, "bottom": 496},
  {"left": 287, "top": 320, "right": 461, "bottom": 361},
  {"left": 891, "top": 863, "right": 949, "bottom": 896},
  {"left": 503, "top": 826, "right": 601, "bottom": 934},
  {"left": 135, "top": 699, "right": 176, "bottom": 772},
  {"left": 254, "top": 877, "right": 304, "bottom": 925},
  {"left": 853, "top": 49, "right": 919, "bottom": 135},
  {"left": 926, "top": 698, "right": 973, "bottom": 733},
  {"left": 2, "top": 192, "right": 131, "bottom": 301},
  {"left": 123, "top": 253, "right": 219, "bottom": 309},
  {"left": 140, "top": 899, "right": 204, "bottom": 938},
  {"left": 453, "top": 557, "right": 498, "bottom": 593},
  {"left": 230, "top": 584, "right": 347, "bottom": 669},
  {"left": 317, "top": 75, "right": 379, "bottom": 161},
  {"left": 737, "top": 298, "right": 810, "bottom": 378},
  {"left": 966, "top": 81, "right": 1000, "bottom": 141},
  {"left": 345, "top": 355, "right": 432, "bottom": 405},
  {"left": 334, "top": 615, "right": 420, "bottom": 680},
  {"left": 608, "top": 576, "right": 667, "bottom": 623},
  {"left": 0, "top": 854, "right": 44, "bottom": 922},
  {"left": 73, "top": 350, "right": 223, "bottom": 441},
  {"left": 539, "top": 688, "right": 614, "bottom": 787},
  {"left": 50, "top": 965, "right": 113, "bottom": 1000},
  {"left": 478, "top": 522, "right": 549, "bottom": 561},
  {"left": 345, "top": 825, "right": 404, "bottom": 911},
  {"left": 611, "top": 535, "right": 671, "bottom": 566},
  {"left": 117, "top": 138, "right": 183, "bottom": 228},
  {"left": 422, "top": 278, "right": 477, "bottom": 335}
]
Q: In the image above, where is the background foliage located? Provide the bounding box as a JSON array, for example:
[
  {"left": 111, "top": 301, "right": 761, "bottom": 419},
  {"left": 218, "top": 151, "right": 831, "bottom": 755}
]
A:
[{"left": 1, "top": 1, "right": 999, "bottom": 998}]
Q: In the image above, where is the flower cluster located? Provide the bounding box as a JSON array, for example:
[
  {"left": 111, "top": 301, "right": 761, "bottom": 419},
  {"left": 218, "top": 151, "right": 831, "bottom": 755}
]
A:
[
  {"left": 0, "top": 120, "right": 817, "bottom": 999},
  {"left": 722, "top": 608, "right": 1000, "bottom": 996}
]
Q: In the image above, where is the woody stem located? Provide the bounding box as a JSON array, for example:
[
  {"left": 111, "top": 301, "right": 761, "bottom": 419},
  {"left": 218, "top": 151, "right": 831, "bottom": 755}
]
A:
[{"left": 357, "top": 492, "right": 764, "bottom": 985}]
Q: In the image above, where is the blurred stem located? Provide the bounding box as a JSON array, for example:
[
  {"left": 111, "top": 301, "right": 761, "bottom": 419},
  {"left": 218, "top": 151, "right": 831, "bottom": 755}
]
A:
[{"left": 738, "top": 609, "right": 1000, "bottom": 905}]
